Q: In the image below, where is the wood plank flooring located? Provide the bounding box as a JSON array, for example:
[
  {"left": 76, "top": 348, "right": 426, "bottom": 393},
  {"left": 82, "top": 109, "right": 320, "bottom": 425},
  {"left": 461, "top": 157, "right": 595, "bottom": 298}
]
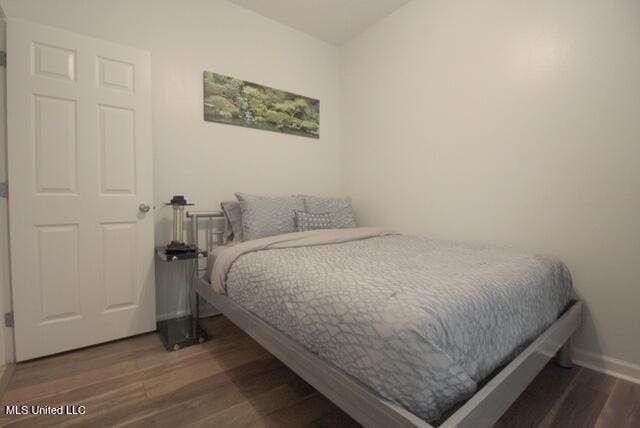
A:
[{"left": 0, "top": 315, "right": 637, "bottom": 427}]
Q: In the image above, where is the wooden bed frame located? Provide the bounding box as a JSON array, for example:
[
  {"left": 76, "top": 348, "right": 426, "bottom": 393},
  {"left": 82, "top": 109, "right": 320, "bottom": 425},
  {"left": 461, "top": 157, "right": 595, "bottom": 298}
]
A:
[{"left": 188, "top": 211, "right": 583, "bottom": 428}]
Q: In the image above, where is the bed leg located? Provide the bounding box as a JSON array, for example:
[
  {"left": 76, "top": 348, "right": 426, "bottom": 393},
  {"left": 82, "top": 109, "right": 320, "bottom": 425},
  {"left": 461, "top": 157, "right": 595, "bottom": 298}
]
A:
[{"left": 556, "top": 339, "right": 573, "bottom": 368}]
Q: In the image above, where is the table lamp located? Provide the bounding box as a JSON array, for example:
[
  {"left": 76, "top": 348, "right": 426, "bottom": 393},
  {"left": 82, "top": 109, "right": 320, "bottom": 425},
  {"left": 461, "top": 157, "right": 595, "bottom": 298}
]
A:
[{"left": 165, "top": 195, "right": 197, "bottom": 254}]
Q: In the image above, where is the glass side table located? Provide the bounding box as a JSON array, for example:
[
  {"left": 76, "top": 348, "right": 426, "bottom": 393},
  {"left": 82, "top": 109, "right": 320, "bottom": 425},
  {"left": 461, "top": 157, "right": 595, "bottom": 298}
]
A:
[{"left": 155, "top": 247, "right": 209, "bottom": 351}]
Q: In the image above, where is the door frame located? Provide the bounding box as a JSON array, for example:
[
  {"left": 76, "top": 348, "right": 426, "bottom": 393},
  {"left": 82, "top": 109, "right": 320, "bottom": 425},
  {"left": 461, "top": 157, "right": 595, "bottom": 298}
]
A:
[{"left": 0, "top": 17, "right": 15, "bottom": 366}]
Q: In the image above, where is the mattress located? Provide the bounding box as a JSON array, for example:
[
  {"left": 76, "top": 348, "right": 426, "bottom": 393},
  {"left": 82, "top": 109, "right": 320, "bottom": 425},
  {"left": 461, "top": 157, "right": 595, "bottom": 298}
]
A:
[{"left": 208, "top": 228, "right": 572, "bottom": 422}]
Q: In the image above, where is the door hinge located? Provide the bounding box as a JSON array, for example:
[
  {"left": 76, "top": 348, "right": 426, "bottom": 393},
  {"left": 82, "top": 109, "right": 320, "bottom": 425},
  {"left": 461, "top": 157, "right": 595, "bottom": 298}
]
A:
[
  {"left": 0, "top": 51, "right": 5, "bottom": 67},
  {"left": 0, "top": 182, "right": 7, "bottom": 199},
  {"left": 4, "top": 312, "right": 13, "bottom": 328}
]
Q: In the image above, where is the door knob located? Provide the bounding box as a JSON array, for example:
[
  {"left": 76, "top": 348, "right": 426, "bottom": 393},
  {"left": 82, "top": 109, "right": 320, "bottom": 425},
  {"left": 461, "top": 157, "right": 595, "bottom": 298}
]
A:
[{"left": 139, "top": 203, "right": 151, "bottom": 213}]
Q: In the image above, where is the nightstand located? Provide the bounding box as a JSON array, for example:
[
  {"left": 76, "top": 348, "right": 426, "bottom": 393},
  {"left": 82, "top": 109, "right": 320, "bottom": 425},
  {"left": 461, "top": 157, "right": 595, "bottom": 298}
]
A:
[{"left": 155, "top": 247, "right": 209, "bottom": 351}]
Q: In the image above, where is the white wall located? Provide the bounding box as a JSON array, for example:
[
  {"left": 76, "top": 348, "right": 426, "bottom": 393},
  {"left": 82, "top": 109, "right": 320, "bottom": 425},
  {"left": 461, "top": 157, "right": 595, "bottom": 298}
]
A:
[
  {"left": 0, "top": 0, "right": 344, "bottom": 321},
  {"left": 342, "top": 0, "right": 640, "bottom": 379},
  {"left": 2, "top": 0, "right": 639, "bottom": 383}
]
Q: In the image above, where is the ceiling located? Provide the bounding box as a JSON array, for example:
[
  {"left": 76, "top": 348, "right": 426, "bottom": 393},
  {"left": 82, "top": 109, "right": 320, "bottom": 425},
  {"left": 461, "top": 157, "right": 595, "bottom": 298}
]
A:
[{"left": 228, "top": 0, "right": 411, "bottom": 45}]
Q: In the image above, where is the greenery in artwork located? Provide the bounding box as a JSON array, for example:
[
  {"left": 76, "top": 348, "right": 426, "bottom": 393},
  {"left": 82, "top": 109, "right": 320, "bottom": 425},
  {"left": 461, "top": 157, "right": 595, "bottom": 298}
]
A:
[{"left": 203, "top": 71, "right": 319, "bottom": 138}]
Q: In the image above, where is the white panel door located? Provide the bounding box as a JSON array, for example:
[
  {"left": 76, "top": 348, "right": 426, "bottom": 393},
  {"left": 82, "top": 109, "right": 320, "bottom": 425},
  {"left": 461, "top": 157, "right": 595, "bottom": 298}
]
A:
[{"left": 6, "top": 19, "right": 155, "bottom": 361}]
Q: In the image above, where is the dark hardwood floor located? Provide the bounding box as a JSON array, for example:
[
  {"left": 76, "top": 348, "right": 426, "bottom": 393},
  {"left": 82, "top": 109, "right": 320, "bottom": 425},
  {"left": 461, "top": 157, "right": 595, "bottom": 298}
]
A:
[{"left": 0, "top": 315, "right": 638, "bottom": 427}]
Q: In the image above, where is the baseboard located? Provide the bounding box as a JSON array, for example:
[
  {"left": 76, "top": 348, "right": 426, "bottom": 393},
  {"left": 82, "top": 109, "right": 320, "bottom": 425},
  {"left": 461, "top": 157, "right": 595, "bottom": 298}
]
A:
[
  {"left": 156, "top": 309, "right": 189, "bottom": 322},
  {"left": 156, "top": 306, "right": 221, "bottom": 322},
  {"left": 573, "top": 347, "right": 640, "bottom": 385}
]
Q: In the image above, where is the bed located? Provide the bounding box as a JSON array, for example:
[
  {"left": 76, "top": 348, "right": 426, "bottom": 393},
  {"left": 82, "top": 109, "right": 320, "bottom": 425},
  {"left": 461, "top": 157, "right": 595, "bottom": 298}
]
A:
[{"left": 188, "top": 211, "right": 581, "bottom": 428}]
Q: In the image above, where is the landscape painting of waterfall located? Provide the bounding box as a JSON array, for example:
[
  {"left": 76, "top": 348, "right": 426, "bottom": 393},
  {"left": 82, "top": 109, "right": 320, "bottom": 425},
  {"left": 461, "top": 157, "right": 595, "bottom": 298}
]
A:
[{"left": 203, "top": 71, "right": 320, "bottom": 138}]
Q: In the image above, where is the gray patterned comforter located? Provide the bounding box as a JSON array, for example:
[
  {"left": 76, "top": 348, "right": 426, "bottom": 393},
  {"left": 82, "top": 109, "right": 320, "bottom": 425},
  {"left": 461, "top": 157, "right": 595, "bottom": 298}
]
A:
[{"left": 210, "top": 228, "right": 572, "bottom": 422}]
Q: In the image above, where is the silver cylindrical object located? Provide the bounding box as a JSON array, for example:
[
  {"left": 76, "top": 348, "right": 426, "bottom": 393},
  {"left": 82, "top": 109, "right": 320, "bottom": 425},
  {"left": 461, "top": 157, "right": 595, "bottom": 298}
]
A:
[
  {"left": 172, "top": 205, "right": 185, "bottom": 244},
  {"left": 166, "top": 195, "right": 193, "bottom": 250}
]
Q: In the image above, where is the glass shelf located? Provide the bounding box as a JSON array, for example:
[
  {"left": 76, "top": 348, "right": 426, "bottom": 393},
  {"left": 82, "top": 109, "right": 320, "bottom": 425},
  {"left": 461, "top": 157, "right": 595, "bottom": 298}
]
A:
[
  {"left": 155, "top": 246, "right": 209, "bottom": 351},
  {"left": 156, "top": 316, "right": 209, "bottom": 351}
]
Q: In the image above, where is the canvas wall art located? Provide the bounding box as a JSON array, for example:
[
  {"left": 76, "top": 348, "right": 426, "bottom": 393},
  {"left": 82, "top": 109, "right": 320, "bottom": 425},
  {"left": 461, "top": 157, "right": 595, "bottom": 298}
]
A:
[{"left": 203, "top": 71, "right": 320, "bottom": 138}]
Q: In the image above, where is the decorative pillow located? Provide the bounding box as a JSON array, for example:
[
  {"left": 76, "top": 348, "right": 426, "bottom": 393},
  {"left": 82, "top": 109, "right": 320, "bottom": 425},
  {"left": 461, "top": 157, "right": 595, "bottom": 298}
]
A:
[
  {"left": 302, "top": 195, "right": 356, "bottom": 228},
  {"left": 220, "top": 200, "right": 244, "bottom": 243},
  {"left": 235, "top": 193, "right": 304, "bottom": 241},
  {"left": 295, "top": 210, "right": 333, "bottom": 232}
]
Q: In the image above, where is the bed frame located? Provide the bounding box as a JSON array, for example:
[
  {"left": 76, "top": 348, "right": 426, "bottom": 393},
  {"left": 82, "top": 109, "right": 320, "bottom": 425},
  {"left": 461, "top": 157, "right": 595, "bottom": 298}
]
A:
[{"left": 187, "top": 211, "right": 582, "bottom": 428}]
